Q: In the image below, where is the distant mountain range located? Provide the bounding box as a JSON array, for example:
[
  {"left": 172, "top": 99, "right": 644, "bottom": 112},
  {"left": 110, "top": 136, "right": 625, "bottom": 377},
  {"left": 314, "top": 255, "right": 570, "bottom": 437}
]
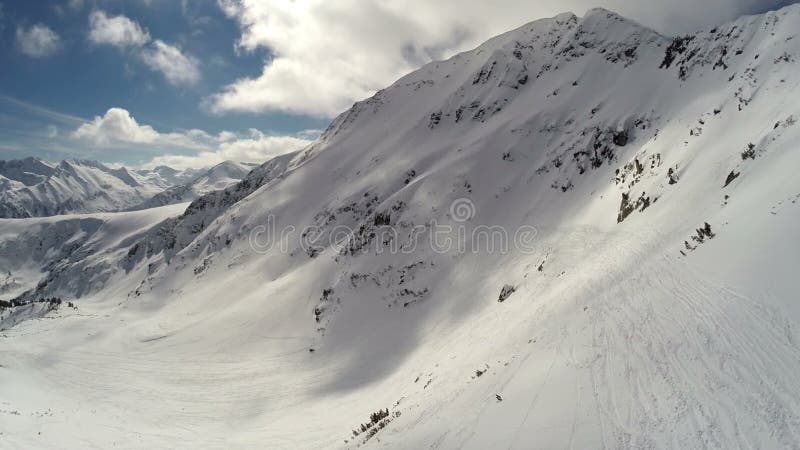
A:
[
  {"left": 0, "top": 157, "right": 256, "bottom": 218},
  {"left": 3, "top": 4, "right": 800, "bottom": 448},
  {"left": 126, "top": 161, "right": 256, "bottom": 211}
]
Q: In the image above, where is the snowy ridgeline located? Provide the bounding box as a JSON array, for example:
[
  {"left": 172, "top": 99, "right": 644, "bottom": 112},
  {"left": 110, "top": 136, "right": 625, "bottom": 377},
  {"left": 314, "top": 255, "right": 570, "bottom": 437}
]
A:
[
  {"left": 2, "top": 5, "right": 800, "bottom": 449},
  {"left": 0, "top": 158, "right": 255, "bottom": 218}
]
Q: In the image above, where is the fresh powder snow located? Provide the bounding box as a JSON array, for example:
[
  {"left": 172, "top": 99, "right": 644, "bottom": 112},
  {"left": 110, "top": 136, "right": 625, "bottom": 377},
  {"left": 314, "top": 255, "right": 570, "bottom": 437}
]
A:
[{"left": 2, "top": 5, "right": 800, "bottom": 449}]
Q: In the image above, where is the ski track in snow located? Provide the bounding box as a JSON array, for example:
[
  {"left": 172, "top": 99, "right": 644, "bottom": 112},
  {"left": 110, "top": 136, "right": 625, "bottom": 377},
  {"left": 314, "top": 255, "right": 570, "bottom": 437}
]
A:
[
  {"left": 3, "top": 4, "right": 800, "bottom": 449},
  {"left": 2, "top": 226, "right": 800, "bottom": 449},
  {"left": 389, "top": 228, "right": 800, "bottom": 450}
]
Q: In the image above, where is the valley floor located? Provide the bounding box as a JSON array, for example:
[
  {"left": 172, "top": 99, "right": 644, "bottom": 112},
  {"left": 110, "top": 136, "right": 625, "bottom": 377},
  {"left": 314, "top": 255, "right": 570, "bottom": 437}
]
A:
[
  {"left": 4, "top": 6, "right": 800, "bottom": 447},
  {"left": 2, "top": 224, "right": 799, "bottom": 449}
]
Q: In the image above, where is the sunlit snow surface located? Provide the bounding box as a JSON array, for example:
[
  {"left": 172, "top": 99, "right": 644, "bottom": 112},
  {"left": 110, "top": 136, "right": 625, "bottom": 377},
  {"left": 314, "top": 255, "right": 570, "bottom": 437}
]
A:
[{"left": 2, "top": 6, "right": 800, "bottom": 449}]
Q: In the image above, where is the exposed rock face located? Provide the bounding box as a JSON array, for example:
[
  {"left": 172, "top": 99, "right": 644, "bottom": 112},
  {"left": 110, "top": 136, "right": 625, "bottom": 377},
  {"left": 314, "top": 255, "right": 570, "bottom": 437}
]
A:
[{"left": 4, "top": 6, "right": 800, "bottom": 448}]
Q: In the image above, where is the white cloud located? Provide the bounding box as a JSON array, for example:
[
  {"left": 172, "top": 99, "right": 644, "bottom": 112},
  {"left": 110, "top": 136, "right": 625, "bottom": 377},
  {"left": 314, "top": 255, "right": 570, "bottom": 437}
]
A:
[
  {"left": 70, "top": 107, "right": 311, "bottom": 169},
  {"left": 217, "top": 130, "right": 237, "bottom": 142},
  {"left": 147, "top": 131, "right": 311, "bottom": 169},
  {"left": 16, "top": 24, "right": 61, "bottom": 58},
  {"left": 218, "top": 129, "right": 310, "bottom": 162},
  {"left": 72, "top": 107, "right": 160, "bottom": 145},
  {"left": 69, "top": 0, "right": 84, "bottom": 11},
  {"left": 0, "top": 94, "right": 86, "bottom": 125},
  {"left": 296, "top": 129, "right": 323, "bottom": 140},
  {"left": 140, "top": 40, "right": 201, "bottom": 86},
  {"left": 88, "top": 11, "right": 151, "bottom": 48},
  {"left": 209, "top": 0, "right": 792, "bottom": 118},
  {"left": 72, "top": 108, "right": 197, "bottom": 147},
  {"left": 87, "top": 11, "right": 200, "bottom": 86}
]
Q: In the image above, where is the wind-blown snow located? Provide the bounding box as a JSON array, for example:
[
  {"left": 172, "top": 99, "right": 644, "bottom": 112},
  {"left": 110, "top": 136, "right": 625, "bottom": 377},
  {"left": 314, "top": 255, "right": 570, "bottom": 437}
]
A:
[{"left": 2, "top": 5, "right": 800, "bottom": 449}]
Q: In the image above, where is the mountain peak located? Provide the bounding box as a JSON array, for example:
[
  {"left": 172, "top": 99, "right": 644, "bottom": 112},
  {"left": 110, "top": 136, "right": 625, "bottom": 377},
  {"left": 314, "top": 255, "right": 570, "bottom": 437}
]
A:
[
  {"left": 4, "top": 4, "right": 800, "bottom": 448},
  {"left": 578, "top": 6, "right": 662, "bottom": 38},
  {"left": 0, "top": 159, "right": 242, "bottom": 218},
  {"left": 211, "top": 160, "right": 244, "bottom": 170},
  {"left": 583, "top": 6, "right": 622, "bottom": 19}
]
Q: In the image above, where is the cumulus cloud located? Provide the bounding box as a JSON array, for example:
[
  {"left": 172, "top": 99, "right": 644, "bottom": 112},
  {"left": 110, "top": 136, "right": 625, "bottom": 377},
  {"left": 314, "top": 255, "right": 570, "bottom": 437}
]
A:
[
  {"left": 72, "top": 107, "right": 210, "bottom": 149},
  {"left": 88, "top": 11, "right": 151, "bottom": 48},
  {"left": 147, "top": 130, "right": 312, "bottom": 169},
  {"left": 87, "top": 11, "right": 200, "bottom": 86},
  {"left": 296, "top": 129, "right": 324, "bottom": 140},
  {"left": 140, "top": 40, "right": 201, "bottom": 86},
  {"left": 16, "top": 24, "right": 61, "bottom": 58},
  {"left": 73, "top": 108, "right": 162, "bottom": 145},
  {"left": 217, "top": 129, "right": 310, "bottom": 162},
  {"left": 209, "top": 0, "right": 793, "bottom": 117},
  {"left": 71, "top": 107, "right": 311, "bottom": 169}
]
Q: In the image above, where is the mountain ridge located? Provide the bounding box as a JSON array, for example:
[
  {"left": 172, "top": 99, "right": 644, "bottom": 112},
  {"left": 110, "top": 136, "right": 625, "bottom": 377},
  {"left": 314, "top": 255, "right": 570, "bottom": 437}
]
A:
[
  {"left": 2, "top": 4, "right": 800, "bottom": 448},
  {"left": 126, "top": 160, "right": 258, "bottom": 211},
  {"left": 0, "top": 157, "right": 253, "bottom": 218}
]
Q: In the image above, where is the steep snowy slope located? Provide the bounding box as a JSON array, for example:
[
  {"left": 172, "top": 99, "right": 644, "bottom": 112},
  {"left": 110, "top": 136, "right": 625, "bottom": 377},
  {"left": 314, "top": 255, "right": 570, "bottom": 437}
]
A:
[
  {"left": 2, "top": 5, "right": 800, "bottom": 449},
  {"left": 0, "top": 203, "right": 189, "bottom": 327},
  {"left": 128, "top": 161, "right": 257, "bottom": 211}
]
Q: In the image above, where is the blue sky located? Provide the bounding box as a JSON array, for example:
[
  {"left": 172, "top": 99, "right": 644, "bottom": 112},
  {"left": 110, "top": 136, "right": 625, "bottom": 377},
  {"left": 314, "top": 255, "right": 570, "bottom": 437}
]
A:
[
  {"left": 0, "top": 0, "right": 327, "bottom": 167},
  {"left": 1, "top": 0, "right": 796, "bottom": 168}
]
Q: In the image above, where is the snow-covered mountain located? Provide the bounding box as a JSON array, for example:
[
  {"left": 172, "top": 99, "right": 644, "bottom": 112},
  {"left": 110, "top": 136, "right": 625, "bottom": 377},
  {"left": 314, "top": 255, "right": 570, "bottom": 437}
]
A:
[
  {"left": 0, "top": 158, "right": 249, "bottom": 218},
  {"left": 131, "top": 164, "right": 204, "bottom": 190},
  {"left": 3, "top": 5, "right": 800, "bottom": 448},
  {"left": 127, "top": 161, "right": 258, "bottom": 211}
]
